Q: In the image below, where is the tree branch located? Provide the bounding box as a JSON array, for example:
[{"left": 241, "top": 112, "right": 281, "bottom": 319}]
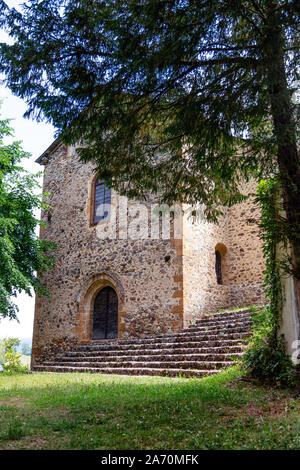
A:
[{"left": 178, "top": 57, "right": 261, "bottom": 68}]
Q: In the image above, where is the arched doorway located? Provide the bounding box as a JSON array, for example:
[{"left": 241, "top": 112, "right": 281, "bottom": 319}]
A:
[{"left": 92, "top": 286, "right": 118, "bottom": 340}]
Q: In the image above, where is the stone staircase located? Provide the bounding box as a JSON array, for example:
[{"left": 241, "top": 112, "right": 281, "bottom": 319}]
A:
[{"left": 33, "top": 307, "right": 255, "bottom": 378}]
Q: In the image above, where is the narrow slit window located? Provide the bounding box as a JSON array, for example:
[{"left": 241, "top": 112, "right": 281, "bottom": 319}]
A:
[
  {"left": 93, "top": 179, "right": 111, "bottom": 223},
  {"left": 215, "top": 250, "right": 222, "bottom": 285}
]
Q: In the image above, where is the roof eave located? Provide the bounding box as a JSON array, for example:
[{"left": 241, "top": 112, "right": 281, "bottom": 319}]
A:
[{"left": 35, "top": 138, "right": 62, "bottom": 165}]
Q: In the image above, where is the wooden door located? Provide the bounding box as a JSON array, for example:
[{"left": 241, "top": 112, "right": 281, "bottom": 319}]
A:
[{"left": 92, "top": 287, "right": 118, "bottom": 340}]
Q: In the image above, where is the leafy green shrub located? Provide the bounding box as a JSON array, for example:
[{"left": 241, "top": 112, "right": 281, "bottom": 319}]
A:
[
  {"left": 242, "top": 179, "right": 297, "bottom": 389},
  {"left": 0, "top": 338, "right": 27, "bottom": 372},
  {"left": 243, "top": 307, "right": 296, "bottom": 388}
]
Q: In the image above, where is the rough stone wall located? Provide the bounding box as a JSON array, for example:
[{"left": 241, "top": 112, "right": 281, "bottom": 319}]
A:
[
  {"left": 227, "top": 180, "right": 266, "bottom": 307},
  {"left": 182, "top": 180, "right": 266, "bottom": 326},
  {"left": 182, "top": 207, "right": 231, "bottom": 326},
  {"left": 32, "top": 145, "right": 183, "bottom": 365},
  {"left": 32, "top": 142, "right": 266, "bottom": 365}
]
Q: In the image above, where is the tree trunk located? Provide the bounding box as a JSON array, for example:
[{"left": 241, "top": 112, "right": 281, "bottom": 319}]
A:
[{"left": 263, "top": 5, "right": 300, "bottom": 339}]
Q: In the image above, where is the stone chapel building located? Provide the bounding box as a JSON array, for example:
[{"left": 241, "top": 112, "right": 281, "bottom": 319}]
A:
[{"left": 31, "top": 140, "right": 266, "bottom": 366}]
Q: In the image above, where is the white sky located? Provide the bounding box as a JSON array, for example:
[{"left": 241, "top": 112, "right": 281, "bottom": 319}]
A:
[{"left": 0, "top": 3, "right": 56, "bottom": 339}]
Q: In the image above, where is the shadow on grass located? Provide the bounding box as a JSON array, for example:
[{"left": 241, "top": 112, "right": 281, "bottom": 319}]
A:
[
  {"left": 0, "top": 367, "right": 248, "bottom": 409},
  {"left": 0, "top": 367, "right": 299, "bottom": 450}
]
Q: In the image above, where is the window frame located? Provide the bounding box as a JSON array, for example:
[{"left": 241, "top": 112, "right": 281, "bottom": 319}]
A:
[
  {"left": 215, "top": 249, "right": 223, "bottom": 285},
  {"left": 90, "top": 177, "right": 111, "bottom": 226}
]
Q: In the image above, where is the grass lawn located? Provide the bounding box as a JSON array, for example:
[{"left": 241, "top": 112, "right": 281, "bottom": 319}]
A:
[{"left": 0, "top": 367, "right": 299, "bottom": 450}]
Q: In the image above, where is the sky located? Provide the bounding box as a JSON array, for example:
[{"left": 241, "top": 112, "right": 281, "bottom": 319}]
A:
[{"left": 0, "top": 2, "right": 56, "bottom": 340}]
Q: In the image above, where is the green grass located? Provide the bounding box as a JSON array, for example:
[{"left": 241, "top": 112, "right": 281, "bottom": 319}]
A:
[
  {"left": 0, "top": 367, "right": 299, "bottom": 450},
  {"left": 210, "top": 305, "right": 253, "bottom": 314}
]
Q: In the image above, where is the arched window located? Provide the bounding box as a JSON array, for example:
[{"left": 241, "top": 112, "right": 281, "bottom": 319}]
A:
[
  {"left": 215, "top": 250, "right": 222, "bottom": 285},
  {"left": 92, "top": 179, "right": 111, "bottom": 224}
]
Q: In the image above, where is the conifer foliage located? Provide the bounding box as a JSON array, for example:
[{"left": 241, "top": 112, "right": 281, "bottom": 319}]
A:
[{"left": 0, "top": 1, "right": 299, "bottom": 319}]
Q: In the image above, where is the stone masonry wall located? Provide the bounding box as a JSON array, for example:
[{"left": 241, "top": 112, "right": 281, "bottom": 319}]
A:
[
  {"left": 32, "top": 142, "right": 266, "bottom": 365},
  {"left": 182, "top": 180, "right": 266, "bottom": 326},
  {"left": 32, "top": 144, "right": 183, "bottom": 365},
  {"left": 182, "top": 206, "right": 231, "bottom": 326},
  {"left": 227, "top": 180, "right": 266, "bottom": 307}
]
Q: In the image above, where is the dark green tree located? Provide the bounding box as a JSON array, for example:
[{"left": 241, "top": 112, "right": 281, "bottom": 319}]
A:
[
  {"left": 0, "top": 108, "right": 55, "bottom": 321},
  {"left": 0, "top": 1, "right": 299, "bottom": 325}
]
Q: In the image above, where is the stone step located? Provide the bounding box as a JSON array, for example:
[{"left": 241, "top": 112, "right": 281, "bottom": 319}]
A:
[
  {"left": 38, "top": 358, "right": 232, "bottom": 370},
  {"left": 123, "top": 326, "right": 251, "bottom": 341},
  {"left": 78, "top": 331, "right": 251, "bottom": 348},
  {"left": 193, "top": 317, "right": 252, "bottom": 329},
  {"left": 54, "top": 352, "right": 242, "bottom": 364},
  {"left": 76, "top": 338, "right": 247, "bottom": 353},
  {"left": 130, "top": 321, "right": 252, "bottom": 340},
  {"left": 192, "top": 315, "right": 253, "bottom": 328},
  {"left": 195, "top": 308, "right": 256, "bottom": 323},
  {"left": 181, "top": 322, "right": 253, "bottom": 335},
  {"left": 42, "top": 360, "right": 233, "bottom": 370},
  {"left": 32, "top": 365, "right": 219, "bottom": 378},
  {"left": 64, "top": 344, "right": 244, "bottom": 358},
  {"left": 199, "top": 306, "right": 253, "bottom": 315},
  {"left": 34, "top": 306, "right": 256, "bottom": 379}
]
